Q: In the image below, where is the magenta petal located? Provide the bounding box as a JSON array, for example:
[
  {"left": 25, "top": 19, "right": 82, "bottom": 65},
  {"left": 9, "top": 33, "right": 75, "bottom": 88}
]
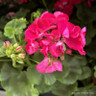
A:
[
  {"left": 52, "top": 61, "right": 63, "bottom": 72},
  {"left": 62, "top": 27, "right": 69, "bottom": 38},
  {"left": 25, "top": 41, "right": 39, "bottom": 55},
  {"left": 49, "top": 41, "right": 64, "bottom": 57},
  {"left": 81, "top": 27, "right": 86, "bottom": 33},
  {"left": 36, "top": 57, "right": 49, "bottom": 73},
  {"left": 45, "top": 65, "right": 55, "bottom": 73}
]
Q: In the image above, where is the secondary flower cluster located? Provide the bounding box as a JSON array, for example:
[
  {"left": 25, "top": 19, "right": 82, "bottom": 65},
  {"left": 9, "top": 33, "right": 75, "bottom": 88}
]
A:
[
  {"left": 54, "top": 0, "right": 83, "bottom": 15},
  {"left": 25, "top": 11, "right": 86, "bottom": 73},
  {"left": 19, "top": 0, "right": 27, "bottom": 4},
  {"left": 4, "top": 41, "right": 25, "bottom": 67}
]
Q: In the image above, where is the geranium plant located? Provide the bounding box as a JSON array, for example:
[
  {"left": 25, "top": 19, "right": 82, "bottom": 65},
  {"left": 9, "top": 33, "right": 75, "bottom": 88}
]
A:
[{"left": 0, "top": 0, "right": 96, "bottom": 96}]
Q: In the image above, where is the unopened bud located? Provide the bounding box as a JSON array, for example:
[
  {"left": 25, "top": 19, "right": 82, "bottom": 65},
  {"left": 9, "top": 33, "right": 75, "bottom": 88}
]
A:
[
  {"left": 4, "top": 41, "right": 11, "bottom": 48},
  {"left": 13, "top": 43, "right": 19, "bottom": 48},
  {"left": 66, "top": 49, "right": 72, "bottom": 55},
  {"left": 18, "top": 53, "right": 25, "bottom": 59},
  {"left": 16, "top": 46, "right": 23, "bottom": 52},
  {"left": 60, "top": 54, "right": 64, "bottom": 60},
  {"left": 11, "top": 54, "right": 15, "bottom": 58}
]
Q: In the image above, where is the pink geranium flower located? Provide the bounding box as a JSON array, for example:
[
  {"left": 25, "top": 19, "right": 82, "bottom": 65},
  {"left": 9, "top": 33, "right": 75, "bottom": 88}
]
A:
[
  {"left": 36, "top": 57, "right": 62, "bottom": 73},
  {"left": 25, "top": 11, "right": 86, "bottom": 73},
  {"left": 54, "top": 0, "right": 83, "bottom": 15}
]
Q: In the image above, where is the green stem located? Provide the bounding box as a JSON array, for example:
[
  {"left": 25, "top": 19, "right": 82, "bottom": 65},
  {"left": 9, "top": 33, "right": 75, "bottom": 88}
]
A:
[
  {"left": 19, "top": 34, "right": 21, "bottom": 42},
  {"left": 42, "top": 0, "right": 48, "bottom": 10},
  {"left": 14, "top": 35, "right": 17, "bottom": 43},
  {"left": 12, "top": 59, "right": 22, "bottom": 68},
  {"left": 29, "top": 58, "right": 39, "bottom": 64},
  {"left": 25, "top": 56, "right": 32, "bottom": 66}
]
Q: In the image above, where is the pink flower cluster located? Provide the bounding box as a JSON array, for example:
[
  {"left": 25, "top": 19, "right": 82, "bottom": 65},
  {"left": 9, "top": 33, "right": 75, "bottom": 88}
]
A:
[
  {"left": 54, "top": 0, "right": 95, "bottom": 15},
  {"left": 25, "top": 11, "right": 86, "bottom": 73},
  {"left": 19, "top": 0, "right": 27, "bottom": 4},
  {"left": 54, "top": 0, "right": 83, "bottom": 15}
]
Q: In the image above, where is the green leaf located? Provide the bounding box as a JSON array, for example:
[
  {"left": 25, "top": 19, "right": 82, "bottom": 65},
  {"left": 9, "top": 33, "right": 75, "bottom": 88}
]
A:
[
  {"left": 1, "top": 67, "right": 35, "bottom": 96},
  {"left": 32, "top": 52, "right": 44, "bottom": 62},
  {"left": 44, "top": 73, "right": 56, "bottom": 85},
  {"left": 78, "top": 67, "right": 92, "bottom": 80},
  {"left": 36, "top": 81, "right": 52, "bottom": 93},
  {"left": 86, "top": 38, "right": 96, "bottom": 58},
  {"left": 52, "top": 82, "right": 77, "bottom": 96},
  {"left": 0, "top": 17, "right": 8, "bottom": 30},
  {"left": 26, "top": 65, "right": 42, "bottom": 85},
  {"left": 0, "top": 46, "right": 6, "bottom": 57},
  {"left": 57, "top": 55, "right": 85, "bottom": 85},
  {"left": 76, "top": 3, "right": 96, "bottom": 23},
  {"left": 31, "top": 85, "right": 39, "bottom": 96},
  {"left": 0, "top": 63, "right": 17, "bottom": 81},
  {"left": 4, "top": 18, "right": 27, "bottom": 38}
]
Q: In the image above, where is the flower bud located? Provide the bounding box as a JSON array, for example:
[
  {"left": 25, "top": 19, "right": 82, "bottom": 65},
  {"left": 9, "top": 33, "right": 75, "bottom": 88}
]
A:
[
  {"left": 66, "top": 49, "right": 72, "bottom": 55},
  {"left": 60, "top": 54, "right": 64, "bottom": 60},
  {"left": 18, "top": 53, "right": 25, "bottom": 59},
  {"left": 16, "top": 46, "right": 23, "bottom": 52},
  {"left": 4, "top": 41, "right": 11, "bottom": 48},
  {"left": 13, "top": 43, "right": 19, "bottom": 48}
]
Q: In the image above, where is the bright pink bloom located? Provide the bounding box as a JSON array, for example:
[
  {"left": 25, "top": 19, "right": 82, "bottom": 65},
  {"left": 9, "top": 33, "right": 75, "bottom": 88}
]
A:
[
  {"left": 25, "top": 41, "right": 39, "bottom": 55},
  {"left": 49, "top": 41, "right": 64, "bottom": 57},
  {"left": 45, "top": 30, "right": 61, "bottom": 41},
  {"left": 41, "top": 11, "right": 56, "bottom": 25},
  {"left": 25, "top": 11, "right": 86, "bottom": 73},
  {"left": 65, "top": 27, "right": 86, "bottom": 55},
  {"left": 4, "top": 41, "right": 11, "bottom": 48},
  {"left": 40, "top": 46, "right": 48, "bottom": 56},
  {"left": 36, "top": 57, "right": 62, "bottom": 73}
]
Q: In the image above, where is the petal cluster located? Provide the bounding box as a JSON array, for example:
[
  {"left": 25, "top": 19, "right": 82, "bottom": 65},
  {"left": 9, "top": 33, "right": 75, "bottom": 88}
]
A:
[
  {"left": 54, "top": 0, "right": 83, "bottom": 15},
  {"left": 25, "top": 11, "right": 86, "bottom": 73}
]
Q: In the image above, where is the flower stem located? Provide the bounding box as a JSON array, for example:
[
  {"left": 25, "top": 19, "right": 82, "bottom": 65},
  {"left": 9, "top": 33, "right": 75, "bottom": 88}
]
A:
[
  {"left": 25, "top": 56, "right": 32, "bottom": 66},
  {"left": 19, "top": 34, "right": 21, "bottom": 42},
  {"left": 14, "top": 35, "right": 17, "bottom": 43},
  {"left": 42, "top": 0, "right": 48, "bottom": 10},
  {"left": 29, "top": 58, "right": 39, "bottom": 64}
]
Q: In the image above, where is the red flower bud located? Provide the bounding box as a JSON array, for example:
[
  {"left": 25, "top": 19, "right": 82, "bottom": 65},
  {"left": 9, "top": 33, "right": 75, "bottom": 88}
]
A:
[
  {"left": 18, "top": 53, "right": 25, "bottom": 59},
  {"left": 4, "top": 41, "right": 11, "bottom": 48},
  {"left": 16, "top": 46, "right": 23, "bottom": 52}
]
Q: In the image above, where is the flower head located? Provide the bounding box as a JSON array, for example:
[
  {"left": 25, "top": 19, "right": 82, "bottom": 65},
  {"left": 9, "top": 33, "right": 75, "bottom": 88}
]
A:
[
  {"left": 54, "top": 0, "right": 83, "bottom": 15},
  {"left": 25, "top": 11, "right": 86, "bottom": 73}
]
